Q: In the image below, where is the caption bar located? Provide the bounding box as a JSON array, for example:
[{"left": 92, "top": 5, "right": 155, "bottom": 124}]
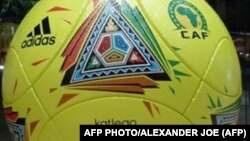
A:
[{"left": 80, "top": 125, "right": 248, "bottom": 139}]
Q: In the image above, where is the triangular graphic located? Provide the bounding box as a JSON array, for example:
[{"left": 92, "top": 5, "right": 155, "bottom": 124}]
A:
[
  {"left": 85, "top": 54, "right": 104, "bottom": 71},
  {"left": 60, "top": 2, "right": 106, "bottom": 71},
  {"left": 127, "top": 49, "right": 147, "bottom": 65},
  {"left": 57, "top": 94, "right": 78, "bottom": 107},
  {"left": 31, "top": 58, "right": 48, "bottom": 66},
  {"left": 49, "top": 88, "right": 58, "bottom": 93},
  {"left": 62, "top": 1, "right": 170, "bottom": 85},
  {"left": 30, "top": 120, "right": 39, "bottom": 135},
  {"left": 47, "top": 6, "right": 70, "bottom": 12}
]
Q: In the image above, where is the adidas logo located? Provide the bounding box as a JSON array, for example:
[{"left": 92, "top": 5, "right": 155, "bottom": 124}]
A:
[{"left": 21, "top": 17, "right": 56, "bottom": 48}]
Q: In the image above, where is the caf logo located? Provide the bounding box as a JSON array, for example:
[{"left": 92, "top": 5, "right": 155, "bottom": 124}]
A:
[{"left": 168, "top": 0, "right": 209, "bottom": 39}]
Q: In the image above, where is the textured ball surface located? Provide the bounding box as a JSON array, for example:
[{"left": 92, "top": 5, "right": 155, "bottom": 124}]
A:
[{"left": 2, "top": 0, "right": 242, "bottom": 140}]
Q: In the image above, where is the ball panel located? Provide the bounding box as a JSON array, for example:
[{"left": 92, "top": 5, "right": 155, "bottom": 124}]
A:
[
  {"left": 184, "top": 82, "right": 241, "bottom": 124},
  {"left": 137, "top": 0, "right": 231, "bottom": 78},
  {"left": 204, "top": 38, "right": 242, "bottom": 97},
  {"left": 179, "top": 118, "right": 193, "bottom": 124},
  {"left": 50, "top": 98, "right": 190, "bottom": 140},
  {"left": 3, "top": 89, "right": 49, "bottom": 141},
  {"left": 38, "top": 122, "right": 63, "bottom": 141},
  {"left": 8, "top": 0, "right": 93, "bottom": 84},
  {"left": 2, "top": 48, "right": 31, "bottom": 103}
]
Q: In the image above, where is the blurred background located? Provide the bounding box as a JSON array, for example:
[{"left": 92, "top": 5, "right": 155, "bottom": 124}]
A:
[
  {"left": 0, "top": 0, "right": 250, "bottom": 140},
  {"left": 206, "top": 0, "right": 250, "bottom": 126},
  {"left": 0, "top": 0, "right": 39, "bottom": 67},
  {"left": 0, "top": 1, "right": 39, "bottom": 140}
]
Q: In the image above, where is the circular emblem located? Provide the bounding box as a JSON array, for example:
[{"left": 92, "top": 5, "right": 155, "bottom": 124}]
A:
[{"left": 168, "top": 0, "right": 208, "bottom": 30}]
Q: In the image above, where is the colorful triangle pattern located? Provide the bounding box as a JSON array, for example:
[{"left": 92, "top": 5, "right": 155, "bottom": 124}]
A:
[{"left": 61, "top": 0, "right": 170, "bottom": 93}]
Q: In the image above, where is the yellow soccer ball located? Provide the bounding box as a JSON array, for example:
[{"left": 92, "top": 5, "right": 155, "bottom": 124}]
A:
[{"left": 2, "top": 0, "right": 242, "bottom": 140}]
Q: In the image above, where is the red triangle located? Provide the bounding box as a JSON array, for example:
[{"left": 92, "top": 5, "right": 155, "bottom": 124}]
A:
[
  {"left": 13, "top": 79, "right": 18, "bottom": 96},
  {"left": 27, "top": 108, "right": 31, "bottom": 115},
  {"left": 47, "top": 6, "right": 70, "bottom": 12},
  {"left": 128, "top": 50, "right": 146, "bottom": 64},
  {"left": 143, "top": 101, "right": 154, "bottom": 117},
  {"left": 92, "top": 0, "right": 101, "bottom": 7},
  {"left": 153, "top": 104, "right": 160, "bottom": 115},
  {"left": 57, "top": 94, "right": 78, "bottom": 107},
  {"left": 49, "top": 88, "right": 58, "bottom": 93},
  {"left": 31, "top": 58, "right": 48, "bottom": 66},
  {"left": 30, "top": 120, "right": 39, "bottom": 135}
]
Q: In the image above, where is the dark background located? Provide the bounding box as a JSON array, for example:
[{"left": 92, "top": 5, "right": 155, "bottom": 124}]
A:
[
  {"left": 206, "top": 0, "right": 250, "bottom": 125},
  {"left": 1, "top": 0, "right": 250, "bottom": 32},
  {"left": 0, "top": 0, "right": 39, "bottom": 22},
  {"left": 207, "top": 0, "right": 250, "bottom": 33}
]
